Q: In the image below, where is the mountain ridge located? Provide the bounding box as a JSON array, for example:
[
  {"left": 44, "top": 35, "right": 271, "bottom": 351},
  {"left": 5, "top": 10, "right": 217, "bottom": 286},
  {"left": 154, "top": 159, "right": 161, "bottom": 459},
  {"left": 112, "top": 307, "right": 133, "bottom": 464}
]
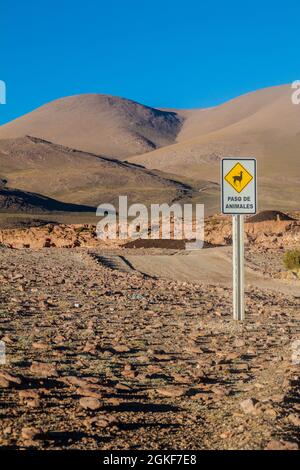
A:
[
  {"left": 0, "top": 84, "right": 299, "bottom": 212},
  {"left": 0, "top": 94, "right": 183, "bottom": 158}
]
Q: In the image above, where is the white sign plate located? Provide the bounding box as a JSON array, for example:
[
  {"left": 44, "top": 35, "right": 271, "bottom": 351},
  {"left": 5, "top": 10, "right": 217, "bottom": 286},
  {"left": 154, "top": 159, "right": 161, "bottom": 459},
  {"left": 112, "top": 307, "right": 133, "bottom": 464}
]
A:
[{"left": 221, "top": 158, "right": 257, "bottom": 214}]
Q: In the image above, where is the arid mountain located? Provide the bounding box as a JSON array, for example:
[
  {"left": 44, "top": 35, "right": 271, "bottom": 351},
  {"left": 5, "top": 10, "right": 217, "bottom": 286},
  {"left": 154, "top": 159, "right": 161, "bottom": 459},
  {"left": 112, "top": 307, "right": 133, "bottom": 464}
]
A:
[
  {"left": 0, "top": 85, "right": 299, "bottom": 213},
  {"left": 177, "top": 84, "right": 293, "bottom": 141},
  {"left": 0, "top": 186, "right": 95, "bottom": 213},
  {"left": 130, "top": 85, "right": 300, "bottom": 211},
  {"left": 131, "top": 85, "right": 300, "bottom": 176},
  {"left": 0, "top": 136, "right": 190, "bottom": 207},
  {"left": 0, "top": 94, "right": 183, "bottom": 158}
]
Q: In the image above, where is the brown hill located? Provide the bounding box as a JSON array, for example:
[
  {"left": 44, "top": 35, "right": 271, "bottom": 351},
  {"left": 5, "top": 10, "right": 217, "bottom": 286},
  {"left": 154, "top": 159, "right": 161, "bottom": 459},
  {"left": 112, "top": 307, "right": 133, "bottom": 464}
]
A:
[
  {"left": 246, "top": 210, "right": 295, "bottom": 223},
  {"left": 0, "top": 136, "right": 190, "bottom": 207},
  {"left": 0, "top": 85, "right": 299, "bottom": 213},
  {"left": 130, "top": 85, "right": 300, "bottom": 211},
  {"left": 0, "top": 94, "right": 183, "bottom": 158},
  {"left": 0, "top": 186, "right": 95, "bottom": 213}
]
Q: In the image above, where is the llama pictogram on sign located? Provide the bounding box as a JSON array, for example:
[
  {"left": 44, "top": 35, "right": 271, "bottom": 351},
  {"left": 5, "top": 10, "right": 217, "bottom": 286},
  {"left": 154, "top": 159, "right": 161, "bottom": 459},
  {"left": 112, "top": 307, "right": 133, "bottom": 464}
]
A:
[{"left": 224, "top": 162, "right": 253, "bottom": 193}]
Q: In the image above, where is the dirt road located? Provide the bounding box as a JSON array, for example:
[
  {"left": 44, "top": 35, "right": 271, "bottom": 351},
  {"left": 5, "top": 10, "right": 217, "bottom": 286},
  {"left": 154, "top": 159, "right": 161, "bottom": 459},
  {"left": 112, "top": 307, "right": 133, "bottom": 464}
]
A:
[{"left": 125, "top": 247, "right": 300, "bottom": 297}]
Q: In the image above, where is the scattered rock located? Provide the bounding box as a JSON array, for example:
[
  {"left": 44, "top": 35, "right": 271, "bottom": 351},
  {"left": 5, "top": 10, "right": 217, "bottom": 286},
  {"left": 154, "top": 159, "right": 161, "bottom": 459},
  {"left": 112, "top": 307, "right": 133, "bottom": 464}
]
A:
[
  {"left": 233, "top": 339, "right": 246, "bottom": 348},
  {"left": 156, "top": 386, "right": 187, "bottom": 398},
  {"left": 32, "top": 342, "right": 48, "bottom": 350},
  {"left": 76, "top": 387, "right": 102, "bottom": 399},
  {"left": 112, "top": 345, "right": 130, "bottom": 353},
  {"left": 79, "top": 397, "right": 102, "bottom": 410},
  {"left": 0, "top": 377, "right": 10, "bottom": 388},
  {"left": 0, "top": 371, "right": 22, "bottom": 385},
  {"left": 19, "top": 390, "right": 40, "bottom": 400},
  {"left": 287, "top": 413, "right": 300, "bottom": 426},
  {"left": 265, "top": 440, "right": 298, "bottom": 450},
  {"left": 115, "top": 383, "right": 132, "bottom": 392},
  {"left": 220, "top": 430, "right": 232, "bottom": 439},
  {"left": 240, "top": 398, "right": 259, "bottom": 415},
  {"left": 21, "top": 427, "right": 42, "bottom": 440},
  {"left": 84, "top": 414, "right": 118, "bottom": 429},
  {"left": 264, "top": 407, "right": 277, "bottom": 419},
  {"left": 30, "top": 362, "right": 58, "bottom": 377}
]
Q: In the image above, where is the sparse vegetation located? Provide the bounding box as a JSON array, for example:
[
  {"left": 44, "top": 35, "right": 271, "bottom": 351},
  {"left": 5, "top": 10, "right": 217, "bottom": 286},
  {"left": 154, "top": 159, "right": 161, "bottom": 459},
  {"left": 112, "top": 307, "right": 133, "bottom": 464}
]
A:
[
  {"left": 210, "top": 218, "right": 219, "bottom": 226},
  {"left": 75, "top": 226, "right": 91, "bottom": 234},
  {"left": 283, "top": 249, "right": 300, "bottom": 271}
]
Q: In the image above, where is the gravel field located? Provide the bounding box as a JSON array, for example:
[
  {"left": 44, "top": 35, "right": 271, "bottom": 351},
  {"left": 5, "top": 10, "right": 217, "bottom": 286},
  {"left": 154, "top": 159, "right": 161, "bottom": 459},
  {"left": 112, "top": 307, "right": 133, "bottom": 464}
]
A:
[{"left": 0, "top": 247, "right": 299, "bottom": 450}]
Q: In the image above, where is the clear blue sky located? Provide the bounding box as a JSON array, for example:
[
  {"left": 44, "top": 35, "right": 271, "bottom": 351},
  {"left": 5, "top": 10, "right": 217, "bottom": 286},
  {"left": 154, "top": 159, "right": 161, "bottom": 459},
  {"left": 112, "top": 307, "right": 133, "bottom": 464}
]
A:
[{"left": 0, "top": 0, "right": 299, "bottom": 124}]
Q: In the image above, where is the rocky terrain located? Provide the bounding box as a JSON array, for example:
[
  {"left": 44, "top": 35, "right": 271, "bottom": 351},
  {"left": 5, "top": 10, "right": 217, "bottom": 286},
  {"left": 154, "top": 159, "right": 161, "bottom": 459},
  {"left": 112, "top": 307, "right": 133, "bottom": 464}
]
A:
[
  {"left": 0, "top": 212, "right": 299, "bottom": 450},
  {"left": 1, "top": 210, "right": 299, "bottom": 251}
]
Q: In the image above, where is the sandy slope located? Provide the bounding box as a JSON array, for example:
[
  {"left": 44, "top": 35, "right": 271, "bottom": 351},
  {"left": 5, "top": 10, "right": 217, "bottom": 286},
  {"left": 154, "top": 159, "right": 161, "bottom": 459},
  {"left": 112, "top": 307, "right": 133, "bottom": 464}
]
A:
[
  {"left": 131, "top": 85, "right": 300, "bottom": 181},
  {"left": 177, "top": 84, "right": 293, "bottom": 141},
  {"left": 0, "top": 136, "right": 189, "bottom": 207},
  {"left": 129, "top": 85, "right": 300, "bottom": 210},
  {"left": 0, "top": 94, "right": 182, "bottom": 158}
]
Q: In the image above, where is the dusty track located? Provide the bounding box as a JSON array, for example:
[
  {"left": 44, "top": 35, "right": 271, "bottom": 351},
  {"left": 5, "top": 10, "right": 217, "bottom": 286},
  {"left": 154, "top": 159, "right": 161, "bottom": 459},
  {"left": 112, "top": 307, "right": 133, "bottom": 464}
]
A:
[{"left": 125, "top": 247, "right": 300, "bottom": 297}]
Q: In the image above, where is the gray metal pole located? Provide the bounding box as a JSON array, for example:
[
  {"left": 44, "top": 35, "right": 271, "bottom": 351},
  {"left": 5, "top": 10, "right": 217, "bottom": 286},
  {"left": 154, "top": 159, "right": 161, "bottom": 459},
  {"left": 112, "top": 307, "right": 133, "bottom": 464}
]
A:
[{"left": 232, "top": 214, "right": 245, "bottom": 321}]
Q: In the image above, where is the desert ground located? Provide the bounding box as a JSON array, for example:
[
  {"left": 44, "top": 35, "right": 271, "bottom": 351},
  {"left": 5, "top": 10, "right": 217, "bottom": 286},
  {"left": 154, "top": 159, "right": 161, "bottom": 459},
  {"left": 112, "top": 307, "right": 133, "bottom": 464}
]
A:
[{"left": 0, "top": 212, "right": 299, "bottom": 450}]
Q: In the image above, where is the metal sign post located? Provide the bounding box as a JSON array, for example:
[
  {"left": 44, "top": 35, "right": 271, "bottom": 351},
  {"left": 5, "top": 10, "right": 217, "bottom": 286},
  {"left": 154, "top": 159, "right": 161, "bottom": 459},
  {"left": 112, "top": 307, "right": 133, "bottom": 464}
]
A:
[
  {"left": 221, "top": 158, "right": 257, "bottom": 322},
  {"left": 232, "top": 214, "right": 244, "bottom": 321}
]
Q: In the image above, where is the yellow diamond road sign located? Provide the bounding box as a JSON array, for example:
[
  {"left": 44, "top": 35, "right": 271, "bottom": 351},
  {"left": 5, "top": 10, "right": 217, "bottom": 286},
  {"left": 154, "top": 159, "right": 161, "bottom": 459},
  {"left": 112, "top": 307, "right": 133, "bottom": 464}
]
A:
[
  {"left": 221, "top": 158, "right": 257, "bottom": 215},
  {"left": 224, "top": 162, "right": 253, "bottom": 193}
]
